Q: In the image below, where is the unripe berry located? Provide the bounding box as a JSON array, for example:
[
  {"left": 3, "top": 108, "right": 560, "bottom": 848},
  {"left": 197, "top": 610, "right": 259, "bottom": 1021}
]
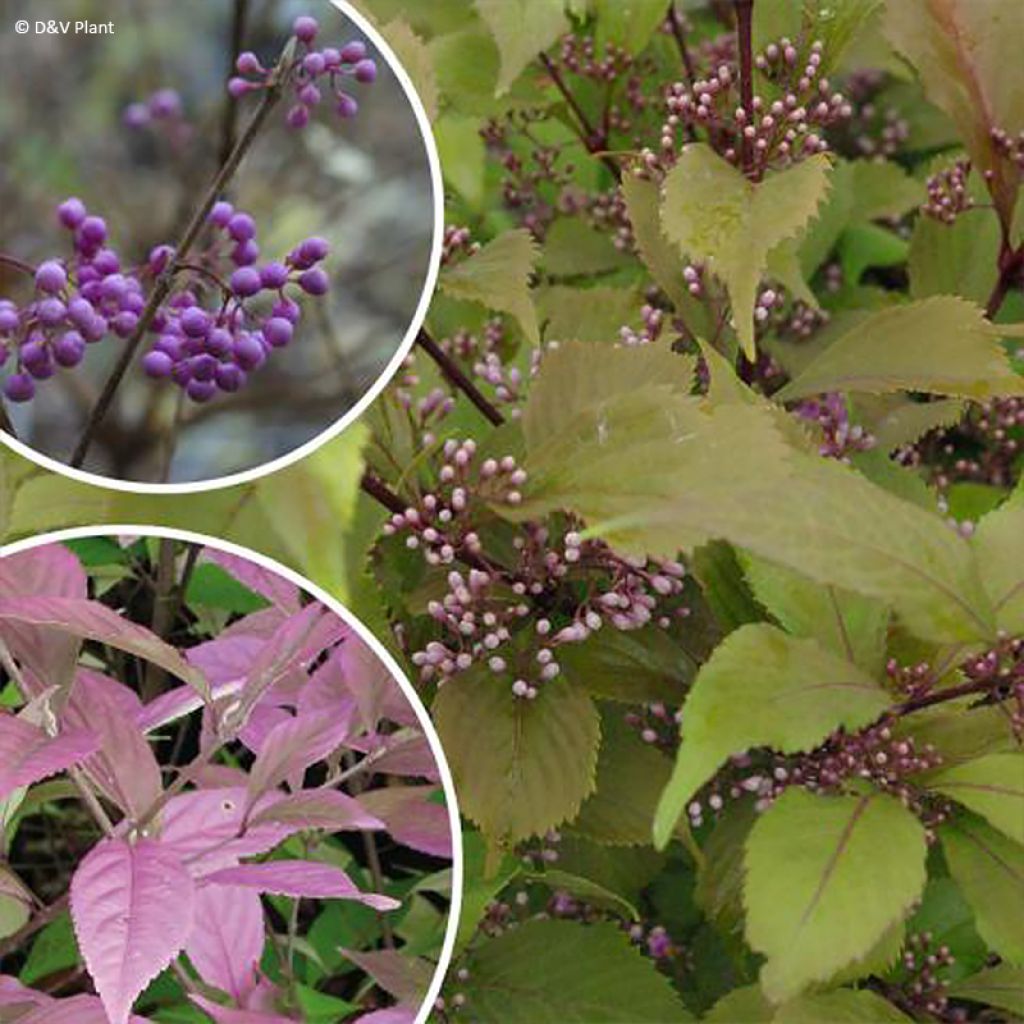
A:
[{"left": 236, "top": 51, "right": 264, "bottom": 75}]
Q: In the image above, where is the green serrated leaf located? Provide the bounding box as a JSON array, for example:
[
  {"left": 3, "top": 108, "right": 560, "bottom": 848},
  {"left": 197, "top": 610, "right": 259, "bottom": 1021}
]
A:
[
  {"left": 948, "top": 963, "right": 1024, "bottom": 1017},
  {"left": 574, "top": 711, "right": 674, "bottom": 846},
  {"left": 973, "top": 485, "right": 1024, "bottom": 633},
  {"left": 741, "top": 552, "right": 889, "bottom": 674},
  {"left": 773, "top": 989, "right": 914, "bottom": 1022},
  {"left": 475, "top": 0, "right": 568, "bottom": 95},
  {"left": 433, "top": 673, "right": 600, "bottom": 845},
  {"left": 440, "top": 229, "right": 541, "bottom": 343},
  {"left": 929, "top": 753, "right": 1024, "bottom": 844},
  {"left": 909, "top": 208, "right": 1002, "bottom": 305},
  {"left": 654, "top": 624, "right": 892, "bottom": 848},
  {"left": 538, "top": 284, "right": 645, "bottom": 344},
  {"left": 744, "top": 788, "right": 928, "bottom": 1002},
  {"left": 661, "top": 144, "right": 831, "bottom": 358},
  {"left": 380, "top": 18, "right": 438, "bottom": 120},
  {"left": 940, "top": 813, "right": 1024, "bottom": 964},
  {"left": 459, "top": 919, "right": 692, "bottom": 1022},
  {"left": 776, "top": 297, "right": 1024, "bottom": 401}
]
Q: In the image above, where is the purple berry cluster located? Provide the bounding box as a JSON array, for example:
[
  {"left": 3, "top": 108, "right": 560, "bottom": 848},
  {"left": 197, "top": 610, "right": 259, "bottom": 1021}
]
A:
[
  {"left": 0, "top": 199, "right": 142, "bottom": 403},
  {"left": 922, "top": 159, "right": 973, "bottom": 224},
  {"left": 122, "top": 88, "right": 192, "bottom": 147},
  {"left": 140, "top": 200, "right": 331, "bottom": 403},
  {"left": 229, "top": 15, "right": 377, "bottom": 130}
]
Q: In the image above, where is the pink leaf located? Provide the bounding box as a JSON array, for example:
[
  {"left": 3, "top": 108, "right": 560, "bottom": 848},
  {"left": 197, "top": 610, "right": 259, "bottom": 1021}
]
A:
[
  {"left": 21, "top": 994, "right": 152, "bottom": 1023},
  {"left": 247, "top": 711, "right": 355, "bottom": 805},
  {"left": 348, "top": 731, "right": 441, "bottom": 780},
  {"left": 0, "top": 712, "right": 98, "bottom": 803},
  {"left": 237, "top": 704, "right": 293, "bottom": 755},
  {"left": 0, "top": 597, "right": 208, "bottom": 698},
  {"left": 200, "top": 551, "right": 302, "bottom": 612},
  {"left": 185, "top": 884, "right": 264, "bottom": 1002},
  {"left": 0, "top": 974, "right": 51, "bottom": 1012},
  {"left": 248, "top": 789, "right": 386, "bottom": 833},
  {"left": 63, "top": 671, "right": 162, "bottom": 820},
  {"left": 203, "top": 862, "right": 400, "bottom": 911},
  {"left": 353, "top": 1009, "right": 417, "bottom": 1024},
  {"left": 70, "top": 838, "right": 195, "bottom": 1024},
  {"left": 358, "top": 787, "right": 454, "bottom": 859},
  {"left": 337, "top": 639, "right": 404, "bottom": 732},
  {"left": 158, "top": 788, "right": 295, "bottom": 877},
  {"left": 189, "top": 995, "right": 295, "bottom": 1023},
  {"left": 297, "top": 647, "right": 358, "bottom": 721},
  {"left": 0, "top": 546, "right": 86, "bottom": 697},
  {"left": 342, "top": 949, "right": 435, "bottom": 1004}
]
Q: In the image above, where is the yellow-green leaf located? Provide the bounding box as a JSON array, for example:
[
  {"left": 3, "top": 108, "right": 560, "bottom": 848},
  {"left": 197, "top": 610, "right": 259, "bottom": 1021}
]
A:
[
  {"left": 475, "top": 0, "right": 568, "bottom": 96},
  {"left": 929, "top": 752, "right": 1024, "bottom": 844},
  {"left": 661, "top": 144, "right": 831, "bottom": 358}
]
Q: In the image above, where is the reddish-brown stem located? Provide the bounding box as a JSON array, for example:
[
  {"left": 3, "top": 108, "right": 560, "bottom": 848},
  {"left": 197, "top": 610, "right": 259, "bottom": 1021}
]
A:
[
  {"left": 985, "top": 241, "right": 1024, "bottom": 320},
  {"left": 894, "top": 677, "right": 1006, "bottom": 717},
  {"left": 734, "top": 0, "right": 756, "bottom": 177},
  {"left": 538, "top": 53, "right": 622, "bottom": 181},
  {"left": 0, "top": 253, "right": 36, "bottom": 277},
  {"left": 415, "top": 328, "right": 506, "bottom": 426},
  {"left": 219, "top": 0, "right": 250, "bottom": 167},
  {"left": 360, "top": 468, "right": 407, "bottom": 515},
  {"left": 667, "top": 4, "right": 697, "bottom": 88}
]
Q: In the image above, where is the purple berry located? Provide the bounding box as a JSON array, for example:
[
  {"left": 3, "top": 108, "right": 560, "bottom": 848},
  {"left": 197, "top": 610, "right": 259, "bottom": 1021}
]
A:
[
  {"left": 215, "top": 363, "right": 245, "bottom": 392},
  {"left": 78, "top": 216, "right": 108, "bottom": 248},
  {"left": 209, "top": 201, "right": 234, "bottom": 228},
  {"left": 263, "top": 317, "right": 294, "bottom": 348},
  {"left": 92, "top": 250, "right": 121, "bottom": 277},
  {"left": 180, "top": 307, "right": 211, "bottom": 338},
  {"left": 298, "top": 268, "right": 330, "bottom": 295},
  {"left": 206, "top": 328, "right": 233, "bottom": 358},
  {"left": 149, "top": 244, "right": 175, "bottom": 274},
  {"left": 67, "top": 298, "right": 95, "bottom": 330},
  {"left": 190, "top": 354, "right": 218, "bottom": 381},
  {"left": 21, "top": 342, "right": 49, "bottom": 372},
  {"left": 83, "top": 316, "right": 108, "bottom": 343},
  {"left": 155, "top": 335, "right": 184, "bottom": 360},
  {"left": 35, "top": 261, "right": 67, "bottom": 294},
  {"left": 260, "top": 262, "right": 290, "bottom": 289},
  {"left": 322, "top": 48, "right": 341, "bottom": 69},
  {"left": 341, "top": 41, "right": 367, "bottom": 63},
  {"left": 354, "top": 59, "right": 377, "bottom": 84},
  {"left": 228, "top": 77, "right": 253, "bottom": 99},
  {"left": 294, "top": 16, "right": 319, "bottom": 43},
  {"left": 0, "top": 309, "right": 19, "bottom": 335},
  {"left": 186, "top": 378, "right": 217, "bottom": 403},
  {"left": 54, "top": 331, "right": 86, "bottom": 368},
  {"left": 36, "top": 298, "right": 67, "bottom": 326},
  {"left": 230, "top": 267, "right": 263, "bottom": 297},
  {"left": 227, "top": 212, "right": 256, "bottom": 242},
  {"left": 100, "top": 274, "right": 129, "bottom": 302},
  {"left": 143, "top": 350, "right": 175, "bottom": 378},
  {"left": 171, "top": 361, "right": 194, "bottom": 386},
  {"left": 303, "top": 52, "right": 326, "bottom": 76},
  {"left": 26, "top": 353, "right": 54, "bottom": 380},
  {"left": 149, "top": 88, "right": 183, "bottom": 120},
  {"left": 336, "top": 93, "right": 359, "bottom": 119},
  {"left": 4, "top": 374, "right": 35, "bottom": 403},
  {"left": 232, "top": 240, "right": 261, "bottom": 266},
  {"left": 233, "top": 332, "right": 266, "bottom": 370},
  {"left": 298, "top": 83, "right": 322, "bottom": 107},
  {"left": 273, "top": 298, "right": 302, "bottom": 324},
  {"left": 286, "top": 105, "right": 311, "bottom": 130},
  {"left": 121, "top": 292, "right": 145, "bottom": 316},
  {"left": 123, "top": 102, "right": 150, "bottom": 128},
  {"left": 57, "top": 197, "right": 87, "bottom": 230},
  {"left": 298, "top": 237, "right": 330, "bottom": 265},
  {"left": 112, "top": 311, "right": 140, "bottom": 337},
  {"left": 236, "top": 51, "right": 263, "bottom": 75}
]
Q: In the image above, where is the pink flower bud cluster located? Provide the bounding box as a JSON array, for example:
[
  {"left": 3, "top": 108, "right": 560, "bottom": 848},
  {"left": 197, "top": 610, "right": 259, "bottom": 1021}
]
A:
[
  {"left": 922, "top": 160, "right": 973, "bottom": 224},
  {"left": 793, "top": 392, "right": 877, "bottom": 462},
  {"left": 441, "top": 226, "right": 481, "bottom": 267},
  {"left": 893, "top": 931, "right": 961, "bottom": 1021}
]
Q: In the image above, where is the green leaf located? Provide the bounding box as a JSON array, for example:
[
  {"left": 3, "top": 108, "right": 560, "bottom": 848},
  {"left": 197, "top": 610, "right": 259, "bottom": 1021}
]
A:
[
  {"left": 455, "top": 831, "right": 522, "bottom": 954},
  {"left": 773, "top": 989, "right": 914, "bottom": 1022},
  {"left": 691, "top": 541, "right": 764, "bottom": 634},
  {"left": 380, "top": 18, "right": 438, "bottom": 121},
  {"left": 435, "top": 114, "right": 487, "bottom": 205},
  {"left": 0, "top": 865, "right": 30, "bottom": 939},
  {"left": 883, "top": 0, "right": 1024, "bottom": 226},
  {"left": 744, "top": 788, "right": 928, "bottom": 1002},
  {"left": 555, "top": 835, "right": 666, "bottom": 905},
  {"left": 184, "top": 563, "right": 269, "bottom": 615},
  {"left": 433, "top": 673, "right": 600, "bottom": 845},
  {"left": 559, "top": 625, "right": 695, "bottom": 704},
  {"left": 654, "top": 624, "right": 892, "bottom": 848},
  {"left": 538, "top": 284, "right": 645, "bottom": 344},
  {"left": 440, "top": 229, "right": 541, "bottom": 342},
  {"left": 540, "top": 219, "right": 631, "bottom": 277},
  {"left": 661, "top": 144, "right": 831, "bottom": 358},
  {"left": 459, "top": 919, "right": 692, "bottom": 1022},
  {"left": 592, "top": 0, "right": 668, "bottom": 53},
  {"left": 574, "top": 711, "right": 674, "bottom": 846},
  {"left": 902, "top": 702, "right": 1022, "bottom": 771},
  {"left": 973, "top": 485, "right": 1024, "bottom": 633},
  {"left": 706, "top": 985, "right": 775, "bottom": 1022},
  {"left": 20, "top": 912, "right": 78, "bottom": 984},
  {"left": 940, "top": 813, "right": 1024, "bottom": 964},
  {"left": 909, "top": 208, "right": 1002, "bottom": 304},
  {"left": 527, "top": 867, "right": 639, "bottom": 920},
  {"left": 929, "top": 753, "right": 1024, "bottom": 844},
  {"left": 475, "top": 0, "right": 568, "bottom": 95},
  {"left": 741, "top": 552, "right": 889, "bottom": 674},
  {"left": 838, "top": 223, "right": 909, "bottom": 284},
  {"left": 867, "top": 397, "right": 967, "bottom": 451},
  {"left": 948, "top": 963, "right": 1024, "bottom": 1017},
  {"left": 6, "top": 474, "right": 113, "bottom": 539},
  {"left": 776, "top": 297, "right": 1024, "bottom": 401},
  {"left": 847, "top": 160, "right": 924, "bottom": 222},
  {"left": 695, "top": 800, "right": 757, "bottom": 936}
]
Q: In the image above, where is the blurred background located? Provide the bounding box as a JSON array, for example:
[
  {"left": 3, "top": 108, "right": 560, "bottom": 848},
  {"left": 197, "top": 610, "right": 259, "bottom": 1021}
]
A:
[{"left": 0, "top": 0, "right": 435, "bottom": 483}]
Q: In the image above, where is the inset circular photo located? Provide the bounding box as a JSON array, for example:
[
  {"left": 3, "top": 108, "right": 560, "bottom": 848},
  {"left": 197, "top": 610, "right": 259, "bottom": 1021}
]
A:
[
  {"left": 0, "top": 529, "right": 459, "bottom": 1024},
  {"left": 0, "top": 0, "right": 439, "bottom": 488}
]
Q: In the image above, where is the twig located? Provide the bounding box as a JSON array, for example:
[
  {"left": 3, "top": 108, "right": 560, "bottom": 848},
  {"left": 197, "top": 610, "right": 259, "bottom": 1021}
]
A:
[
  {"left": 70, "top": 40, "right": 296, "bottom": 469},
  {"left": 143, "top": 539, "right": 178, "bottom": 700},
  {"left": 415, "top": 329, "right": 505, "bottom": 426},
  {"left": 360, "top": 469, "right": 406, "bottom": 515},
  {"left": 734, "top": 0, "right": 756, "bottom": 177},
  {"left": 538, "top": 53, "right": 622, "bottom": 181},
  {"left": 985, "top": 242, "right": 1024, "bottom": 320},
  {"left": 219, "top": 0, "right": 251, "bottom": 168},
  {"left": 893, "top": 678, "right": 1005, "bottom": 717},
  {"left": 666, "top": 4, "right": 697, "bottom": 88}
]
